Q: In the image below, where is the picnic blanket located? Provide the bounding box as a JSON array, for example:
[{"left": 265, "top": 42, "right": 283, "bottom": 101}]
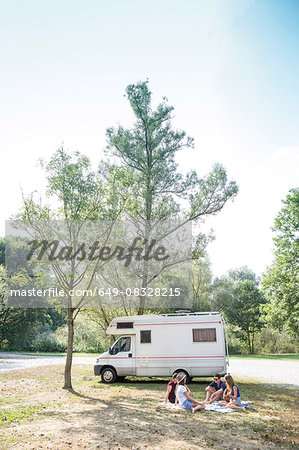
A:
[
  {"left": 204, "top": 401, "right": 252, "bottom": 413},
  {"left": 157, "top": 401, "right": 252, "bottom": 413}
]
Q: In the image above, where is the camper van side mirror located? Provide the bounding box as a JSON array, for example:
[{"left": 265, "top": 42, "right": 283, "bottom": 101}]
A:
[{"left": 109, "top": 347, "right": 118, "bottom": 355}]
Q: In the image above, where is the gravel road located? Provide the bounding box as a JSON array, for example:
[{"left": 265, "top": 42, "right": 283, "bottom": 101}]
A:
[
  {"left": 0, "top": 352, "right": 298, "bottom": 387},
  {"left": 0, "top": 352, "right": 93, "bottom": 372},
  {"left": 228, "top": 358, "right": 299, "bottom": 387}
]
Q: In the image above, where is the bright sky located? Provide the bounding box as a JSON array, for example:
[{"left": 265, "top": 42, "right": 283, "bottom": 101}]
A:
[{"left": 1, "top": 0, "right": 298, "bottom": 278}]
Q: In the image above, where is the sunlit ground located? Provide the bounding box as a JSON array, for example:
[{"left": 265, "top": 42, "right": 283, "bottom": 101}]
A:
[{"left": 0, "top": 365, "right": 298, "bottom": 449}]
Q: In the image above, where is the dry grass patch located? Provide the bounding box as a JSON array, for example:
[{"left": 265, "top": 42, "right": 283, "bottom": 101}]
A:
[{"left": 0, "top": 365, "right": 298, "bottom": 449}]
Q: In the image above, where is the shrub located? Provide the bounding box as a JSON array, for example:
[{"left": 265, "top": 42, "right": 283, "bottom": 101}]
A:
[
  {"left": 31, "top": 331, "right": 66, "bottom": 352},
  {"left": 73, "top": 317, "right": 106, "bottom": 353},
  {"left": 255, "top": 328, "right": 299, "bottom": 354},
  {"left": 227, "top": 335, "right": 247, "bottom": 354}
]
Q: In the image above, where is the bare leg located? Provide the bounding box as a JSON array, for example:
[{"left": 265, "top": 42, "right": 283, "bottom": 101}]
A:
[
  {"left": 204, "top": 387, "right": 214, "bottom": 403},
  {"left": 205, "top": 390, "right": 223, "bottom": 404},
  {"left": 225, "top": 401, "right": 245, "bottom": 411},
  {"left": 218, "top": 400, "right": 228, "bottom": 407},
  {"left": 191, "top": 402, "right": 205, "bottom": 413},
  {"left": 212, "top": 391, "right": 223, "bottom": 402}
]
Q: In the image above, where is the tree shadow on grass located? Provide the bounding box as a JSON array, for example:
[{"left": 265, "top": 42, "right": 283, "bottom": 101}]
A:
[
  {"left": 66, "top": 388, "right": 104, "bottom": 403},
  {"left": 62, "top": 398, "right": 265, "bottom": 449},
  {"left": 92, "top": 379, "right": 298, "bottom": 409},
  {"left": 94, "top": 377, "right": 210, "bottom": 392},
  {"left": 38, "top": 378, "right": 298, "bottom": 449}
]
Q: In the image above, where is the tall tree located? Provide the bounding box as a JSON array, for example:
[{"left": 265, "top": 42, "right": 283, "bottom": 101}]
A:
[
  {"left": 0, "top": 265, "right": 50, "bottom": 349},
  {"left": 262, "top": 188, "right": 299, "bottom": 336},
  {"left": 15, "top": 148, "right": 124, "bottom": 389},
  {"left": 106, "top": 80, "right": 238, "bottom": 314},
  {"left": 191, "top": 254, "right": 213, "bottom": 311},
  {"left": 227, "top": 280, "right": 266, "bottom": 354},
  {"left": 212, "top": 268, "right": 266, "bottom": 353},
  {"left": 212, "top": 266, "right": 258, "bottom": 312},
  {"left": 0, "top": 238, "right": 5, "bottom": 266}
]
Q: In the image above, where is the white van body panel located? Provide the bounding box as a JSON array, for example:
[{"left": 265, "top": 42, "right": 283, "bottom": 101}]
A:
[{"left": 94, "top": 312, "right": 228, "bottom": 378}]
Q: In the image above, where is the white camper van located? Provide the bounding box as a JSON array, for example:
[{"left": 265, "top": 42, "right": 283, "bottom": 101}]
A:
[{"left": 94, "top": 312, "right": 229, "bottom": 383}]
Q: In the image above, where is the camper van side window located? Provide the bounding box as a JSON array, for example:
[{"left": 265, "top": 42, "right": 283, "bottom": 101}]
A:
[
  {"left": 140, "top": 330, "right": 151, "bottom": 343},
  {"left": 193, "top": 328, "right": 216, "bottom": 342},
  {"left": 113, "top": 337, "right": 131, "bottom": 353}
]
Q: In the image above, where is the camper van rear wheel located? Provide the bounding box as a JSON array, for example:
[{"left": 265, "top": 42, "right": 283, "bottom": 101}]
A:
[
  {"left": 174, "top": 370, "right": 191, "bottom": 384},
  {"left": 101, "top": 367, "right": 117, "bottom": 384}
]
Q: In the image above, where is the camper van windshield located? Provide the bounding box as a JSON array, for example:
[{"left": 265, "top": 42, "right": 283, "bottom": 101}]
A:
[{"left": 112, "top": 337, "right": 131, "bottom": 354}]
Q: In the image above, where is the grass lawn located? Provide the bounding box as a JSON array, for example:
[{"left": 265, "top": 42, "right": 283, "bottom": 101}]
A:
[
  {"left": 230, "top": 354, "right": 299, "bottom": 361},
  {"left": 0, "top": 366, "right": 298, "bottom": 449}
]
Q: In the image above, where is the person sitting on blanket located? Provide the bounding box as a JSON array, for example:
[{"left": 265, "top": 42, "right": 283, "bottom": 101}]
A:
[
  {"left": 175, "top": 372, "right": 205, "bottom": 412},
  {"left": 204, "top": 373, "right": 226, "bottom": 404},
  {"left": 165, "top": 373, "right": 178, "bottom": 404},
  {"left": 218, "top": 374, "right": 245, "bottom": 411}
]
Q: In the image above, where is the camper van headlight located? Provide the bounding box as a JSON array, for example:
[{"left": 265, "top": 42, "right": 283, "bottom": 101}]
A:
[{"left": 96, "top": 357, "right": 100, "bottom": 363}]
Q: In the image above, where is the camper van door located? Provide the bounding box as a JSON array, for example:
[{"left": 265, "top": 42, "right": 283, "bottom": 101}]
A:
[{"left": 110, "top": 335, "right": 135, "bottom": 376}]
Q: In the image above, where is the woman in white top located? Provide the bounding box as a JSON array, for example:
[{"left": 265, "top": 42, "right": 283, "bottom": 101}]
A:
[{"left": 175, "top": 372, "right": 205, "bottom": 412}]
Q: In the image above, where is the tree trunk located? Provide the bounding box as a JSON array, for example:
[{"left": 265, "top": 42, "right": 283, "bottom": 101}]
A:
[
  {"left": 138, "top": 219, "right": 150, "bottom": 316},
  {"left": 138, "top": 274, "right": 148, "bottom": 315},
  {"left": 63, "top": 306, "right": 74, "bottom": 389},
  {"left": 247, "top": 333, "right": 252, "bottom": 354}
]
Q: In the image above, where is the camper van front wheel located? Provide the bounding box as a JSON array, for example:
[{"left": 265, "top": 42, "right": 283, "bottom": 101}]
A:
[{"left": 101, "top": 367, "right": 117, "bottom": 383}]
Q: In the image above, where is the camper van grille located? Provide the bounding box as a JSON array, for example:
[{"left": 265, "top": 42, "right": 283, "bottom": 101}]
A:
[{"left": 117, "top": 322, "right": 134, "bottom": 329}]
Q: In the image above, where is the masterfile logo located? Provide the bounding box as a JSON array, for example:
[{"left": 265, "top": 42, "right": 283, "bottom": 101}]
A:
[{"left": 26, "top": 237, "right": 170, "bottom": 266}]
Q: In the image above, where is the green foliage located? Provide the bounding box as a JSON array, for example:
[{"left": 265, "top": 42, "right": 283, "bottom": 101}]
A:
[
  {"left": 106, "top": 80, "right": 238, "bottom": 313},
  {"left": 261, "top": 188, "right": 299, "bottom": 336},
  {"left": 16, "top": 146, "right": 128, "bottom": 388},
  {"left": 227, "top": 333, "right": 247, "bottom": 354},
  {"left": 20, "top": 147, "right": 121, "bottom": 222},
  {"left": 106, "top": 81, "right": 193, "bottom": 223},
  {"left": 254, "top": 328, "right": 299, "bottom": 354},
  {"left": 191, "top": 254, "right": 213, "bottom": 311},
  {"left": 29, "top": 326, "right": 67, "bottom": 352},
  {"left": 46, "top": 308, "right": 67, "bottom": 331},
  {"left": 1, "top": 256, "right": 67, "bottom": 350},
  {"left": 41, "top": 148, "right": 101, "bottom": 220},
  {"left": 28, "top": 314, "right": 106, "bottom": 353},
  {"left": 230, "top": 353, "right": 299, "bottom": 360},
  {"left": 227, "top": 267, "right": 257, "bottom": 283},
  {"left": 0, "top": 265, "right": 52, "bottom": 349},
  {"left": 107, "top": 81, "right": 238, "bottom": 224},
  {"left": 212, "top": 268, "right": 266, "bottom": 353},
  {"left": 0, "top": 238, "right": 5, "bottom": 265},
  {"left": 56, "top": 314, "right": 107, "bottom": 353}
]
